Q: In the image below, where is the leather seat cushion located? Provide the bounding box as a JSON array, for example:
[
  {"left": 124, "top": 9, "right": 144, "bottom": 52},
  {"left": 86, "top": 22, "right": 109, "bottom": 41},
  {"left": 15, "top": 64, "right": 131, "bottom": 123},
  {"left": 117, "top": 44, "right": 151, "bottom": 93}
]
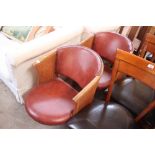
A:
[
  {"left": 112, "top": 78, "right": 155, "bottom": 115},
  {"left": 98, "top": 65, "right": 112, "bottom": 89},
  {"left": 25, "top": 78, "right": 78, "bottom": 125},
  {"left": 67, "top": 100, "right": 135, "bottom": 129}
]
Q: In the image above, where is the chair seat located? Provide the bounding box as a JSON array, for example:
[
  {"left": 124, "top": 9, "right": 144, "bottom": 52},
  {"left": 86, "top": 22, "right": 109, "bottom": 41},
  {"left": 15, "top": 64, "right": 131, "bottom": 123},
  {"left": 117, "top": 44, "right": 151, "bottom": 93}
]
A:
[
  {"left": 67, "top": 100, "right": 135, "bottom": 129},
  {"left": 25, "top": 78, "right": 78, "bottom": 125},
  {"left": 112, "top": 78, "right": 155, "bottom": 114},
  {"left": 98, "top": 65, "right": 112, "bottom": 89}
]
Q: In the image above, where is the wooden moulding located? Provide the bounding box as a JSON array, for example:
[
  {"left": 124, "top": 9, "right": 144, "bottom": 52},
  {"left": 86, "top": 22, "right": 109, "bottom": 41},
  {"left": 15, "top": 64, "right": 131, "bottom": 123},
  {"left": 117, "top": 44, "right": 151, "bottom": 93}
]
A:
[
  {"left": 116, "top": 49, "right": 155, "bottom": 78},
  {"left": 33, "top": 50, "right": 57, "bottom": 85}
]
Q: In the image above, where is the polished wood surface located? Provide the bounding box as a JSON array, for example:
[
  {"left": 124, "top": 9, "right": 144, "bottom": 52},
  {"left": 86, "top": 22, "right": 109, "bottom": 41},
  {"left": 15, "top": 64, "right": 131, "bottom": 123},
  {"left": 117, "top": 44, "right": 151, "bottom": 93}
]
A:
[
  {"left": 73, "top": 75, "right": 102, "bottom": 114},
  {"left": 106, "top": 49, "right": 155, "bottom": 121},
  {"left": 137, "top": 26, "right": 152, "bottom": 40},
  {"left": 34, "top": 50, "right": 57, "bottom": 85},
  {"left": 139, "top": 33, "right": 155, "bottom": 62},
  {"left": 128, "top": 26, "right": 140, "bottom": 41},
  {"left": 80, "top": 34, "right": 94, "bottom": 49}
]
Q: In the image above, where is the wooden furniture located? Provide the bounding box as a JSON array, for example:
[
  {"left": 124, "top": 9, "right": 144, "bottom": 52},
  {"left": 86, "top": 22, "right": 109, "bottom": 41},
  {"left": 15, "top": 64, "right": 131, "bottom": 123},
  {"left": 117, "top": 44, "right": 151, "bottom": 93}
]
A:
[
  {"left": 121, "top": 26, "right": 153, "bottom": 42},
  {"left": 124, "top": 26, "right": 155, "bottom": 51},
  {"left": 81, "top": 32, "right": 133, "bottom": 89},
  {"left": 24, "top": 45, "right": 103, "bottom": 125},
  {"left": 106, "top": 49, "right": 155, "bottom": 122},
  {"left": 139, "top": 33, "right": 155, "bottom": 62}
]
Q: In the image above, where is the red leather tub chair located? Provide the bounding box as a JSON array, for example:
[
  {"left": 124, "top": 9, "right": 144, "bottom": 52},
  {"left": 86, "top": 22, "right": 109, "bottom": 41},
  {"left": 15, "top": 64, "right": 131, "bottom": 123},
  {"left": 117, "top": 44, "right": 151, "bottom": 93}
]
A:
[
  {"left": 81, "top": 32, "right": 133, "bottom": 89},
  {"left": 24, "top": 45, "right": 103, "bottom": 125},
  {"left": 92, "top": 32, "right": 133, "bottom": 89}
]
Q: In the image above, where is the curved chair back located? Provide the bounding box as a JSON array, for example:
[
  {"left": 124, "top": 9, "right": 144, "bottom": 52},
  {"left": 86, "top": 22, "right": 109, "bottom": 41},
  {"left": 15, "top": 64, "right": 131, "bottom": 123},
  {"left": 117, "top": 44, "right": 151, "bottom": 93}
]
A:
[
  {"left": 56, "top": 45, "right": 102, "bottom": 88},
  {"left": 92, "top": 32, "right": 133, "bottom": 63}
]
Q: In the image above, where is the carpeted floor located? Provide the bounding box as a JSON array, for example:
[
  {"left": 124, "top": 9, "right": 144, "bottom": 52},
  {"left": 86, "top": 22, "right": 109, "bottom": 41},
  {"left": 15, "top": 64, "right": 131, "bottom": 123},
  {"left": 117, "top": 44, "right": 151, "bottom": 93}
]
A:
[{"left": 0, "top": 80, "right": 68, "bottom": 129}]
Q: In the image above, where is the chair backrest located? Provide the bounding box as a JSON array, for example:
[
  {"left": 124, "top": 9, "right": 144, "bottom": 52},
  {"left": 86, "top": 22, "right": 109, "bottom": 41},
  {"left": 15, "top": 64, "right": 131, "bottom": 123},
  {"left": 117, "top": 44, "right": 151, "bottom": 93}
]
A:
[
  {"left": 106, "top": 49, "right": 155, "bottom": 103},
  {"left": 92, "top": 32, "right": 133, "bottom": 63},
  {"left": 140, "top": 33, "right": 155, "bottom": 61},
  {"left": 56, "top": 45, "right": 103, "bottom": 88}
]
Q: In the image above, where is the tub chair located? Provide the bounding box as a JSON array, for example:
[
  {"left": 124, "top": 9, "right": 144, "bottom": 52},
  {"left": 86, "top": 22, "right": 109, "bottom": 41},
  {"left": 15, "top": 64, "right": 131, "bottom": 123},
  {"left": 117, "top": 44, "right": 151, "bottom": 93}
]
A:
[
  {"left": 81, "top": 32, "right": 133, "bottom": 90},
  {"left": 24, "top": 45, "right": 103, "bottom": 125}
]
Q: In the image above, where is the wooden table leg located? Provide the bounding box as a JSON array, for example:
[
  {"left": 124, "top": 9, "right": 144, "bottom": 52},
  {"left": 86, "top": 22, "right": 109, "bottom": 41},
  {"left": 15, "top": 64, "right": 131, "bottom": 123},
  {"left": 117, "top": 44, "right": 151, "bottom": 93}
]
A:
[{"left": 135, "top": 100, "right": 155, "bottom": 122}]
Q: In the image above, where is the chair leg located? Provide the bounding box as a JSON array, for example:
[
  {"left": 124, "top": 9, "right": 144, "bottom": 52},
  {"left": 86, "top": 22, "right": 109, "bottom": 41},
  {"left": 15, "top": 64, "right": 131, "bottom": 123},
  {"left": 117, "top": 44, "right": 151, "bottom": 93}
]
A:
[
  {"left": 135, "top": 100, "right": 155, "bottom": 122},
  {"left": 105, "top": 60, "right": 119, "bottom": 103},
  {"left": 139, "top": 43, "right": 147, "bottom": 58}
]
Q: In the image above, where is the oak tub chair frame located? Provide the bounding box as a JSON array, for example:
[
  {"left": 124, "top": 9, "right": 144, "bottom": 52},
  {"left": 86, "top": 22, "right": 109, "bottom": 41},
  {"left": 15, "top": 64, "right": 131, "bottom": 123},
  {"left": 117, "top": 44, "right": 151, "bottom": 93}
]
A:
[
  {"left": 106, "top": 49, "right": 155, "bottom": 122},
  {"left": 25, "top": 45, "right": 103, "bottom": 125}
]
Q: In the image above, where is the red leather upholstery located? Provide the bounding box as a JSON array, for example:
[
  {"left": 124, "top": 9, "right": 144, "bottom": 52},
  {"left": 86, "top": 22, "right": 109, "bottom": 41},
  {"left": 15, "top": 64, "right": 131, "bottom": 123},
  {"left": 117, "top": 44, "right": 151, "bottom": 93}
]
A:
[
  {"left": 92, "top": 32, "right": 133, "bottom": 89},
  {"left": 25, "top": 45, "right": 102, "bottom": 125},
  {"left": 98, "top": 65, "right": 112, "bottom": 89},
  {"left": 93, "top": 32, "right": 133, "bottom": 63},
  {"left": 25, "top": 78, "right": 78, "bottom": 125},
  {"left": 56, "top": 46, "right": 102, "bottom": 88}
]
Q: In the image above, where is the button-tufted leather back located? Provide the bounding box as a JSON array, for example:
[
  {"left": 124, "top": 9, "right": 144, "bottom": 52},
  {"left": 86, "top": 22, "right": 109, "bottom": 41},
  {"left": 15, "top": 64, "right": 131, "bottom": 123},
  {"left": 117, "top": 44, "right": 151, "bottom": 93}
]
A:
[
  {"left": 92, "top": 32, "right": 133, "bottom": 63},
  {"left": 56, "top": 45, "right": 102, "bottom": 88}
]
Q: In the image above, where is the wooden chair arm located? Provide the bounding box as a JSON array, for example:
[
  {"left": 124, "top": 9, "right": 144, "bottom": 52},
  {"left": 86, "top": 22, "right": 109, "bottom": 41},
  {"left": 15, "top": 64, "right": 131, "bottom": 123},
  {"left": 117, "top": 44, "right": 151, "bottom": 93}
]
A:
[
  {"left": 72, "top": 55, "right": 103, "bottom": 115},
  {"left": 34, "top": 50, "right": 57, "bottom": 85},
  {"left": 72, "top": 75, "right": 101, "bottom": 115},
  {"left": 80, "top": 33, "right": 94, "bottom": 49}
]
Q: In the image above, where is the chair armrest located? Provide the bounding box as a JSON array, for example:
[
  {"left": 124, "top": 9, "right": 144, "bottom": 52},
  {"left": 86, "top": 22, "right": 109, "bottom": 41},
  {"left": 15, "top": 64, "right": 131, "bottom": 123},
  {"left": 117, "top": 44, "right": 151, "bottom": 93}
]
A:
[
  {"left": 80, "top": 33, "right": 94, "bottom": 49},
  {"left": 34, "top": 50, "right": 56, "bottom": 85},
  {"left": 72, "top": 56, "right": 103, "bottom": 114},
  {"left": 72, "top": 75, "right": 101, "bottom": 115}
]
